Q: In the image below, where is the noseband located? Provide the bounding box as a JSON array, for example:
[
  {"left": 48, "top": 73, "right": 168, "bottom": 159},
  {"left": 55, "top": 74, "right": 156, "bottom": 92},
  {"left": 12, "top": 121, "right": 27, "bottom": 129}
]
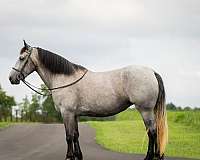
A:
[{"left": 12, "top": 47, "right": 88, "bottom": 96}]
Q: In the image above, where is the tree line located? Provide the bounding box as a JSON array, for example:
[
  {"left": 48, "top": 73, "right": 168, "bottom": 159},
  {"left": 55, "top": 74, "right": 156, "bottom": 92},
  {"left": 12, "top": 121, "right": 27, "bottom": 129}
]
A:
[
  {"left": 166, "top": 102, "right": 200, "bottom": 111},
  {"left": 0, "top": 84, "right": 62, "bottom": 122},
  {"left": 17, "top": 84, "right": 63, "bottom": 122}
]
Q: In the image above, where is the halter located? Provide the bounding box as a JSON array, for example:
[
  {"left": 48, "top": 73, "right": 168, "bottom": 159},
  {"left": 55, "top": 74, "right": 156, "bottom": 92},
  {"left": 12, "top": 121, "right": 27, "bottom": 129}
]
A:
[
  {"left": 12, "top": 46, "right": 88, "bottom": 96},
  {"left": 12, "top": 47, "right": 33, "bottom": 80}
]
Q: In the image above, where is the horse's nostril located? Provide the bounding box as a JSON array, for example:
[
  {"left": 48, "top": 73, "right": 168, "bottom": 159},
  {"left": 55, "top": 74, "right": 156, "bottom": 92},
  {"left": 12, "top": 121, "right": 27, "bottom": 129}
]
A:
[
  {"left": 9, "top": 76, "right": 12, "bottom": 81},
  {"left": 17, "top": 74, "right": 23, "bottom": 80}
]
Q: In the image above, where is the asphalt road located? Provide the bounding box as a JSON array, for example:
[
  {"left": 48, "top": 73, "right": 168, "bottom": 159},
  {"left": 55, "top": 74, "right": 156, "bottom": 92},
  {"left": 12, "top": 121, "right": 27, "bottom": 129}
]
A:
[{"left": 0, "top": 124, "right": 195, "bottom": 160}]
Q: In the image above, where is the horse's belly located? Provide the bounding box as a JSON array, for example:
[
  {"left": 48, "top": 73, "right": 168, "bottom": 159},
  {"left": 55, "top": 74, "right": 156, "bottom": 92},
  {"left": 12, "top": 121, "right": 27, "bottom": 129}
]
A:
[{"left": 78, "top": 100, "right": 131, "bottom": 117}]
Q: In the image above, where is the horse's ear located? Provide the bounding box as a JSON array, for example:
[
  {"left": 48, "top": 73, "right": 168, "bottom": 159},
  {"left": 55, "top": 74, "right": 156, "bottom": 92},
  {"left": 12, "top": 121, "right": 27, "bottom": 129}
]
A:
[{"left": 23, "top": 40, "right": 28, "bottom": 49}]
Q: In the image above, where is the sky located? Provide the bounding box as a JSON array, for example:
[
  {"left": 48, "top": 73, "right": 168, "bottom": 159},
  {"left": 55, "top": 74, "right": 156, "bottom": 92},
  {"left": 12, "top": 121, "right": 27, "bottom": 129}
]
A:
[{"left": 0, "top": 0, "right": 200, "bottom": 107}]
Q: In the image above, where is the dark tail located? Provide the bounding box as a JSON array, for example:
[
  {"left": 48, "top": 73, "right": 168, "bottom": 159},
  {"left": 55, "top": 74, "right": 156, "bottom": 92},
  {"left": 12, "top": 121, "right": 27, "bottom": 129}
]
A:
[{"left": 154, "top": 72, "right": 168, "bottom": 156}]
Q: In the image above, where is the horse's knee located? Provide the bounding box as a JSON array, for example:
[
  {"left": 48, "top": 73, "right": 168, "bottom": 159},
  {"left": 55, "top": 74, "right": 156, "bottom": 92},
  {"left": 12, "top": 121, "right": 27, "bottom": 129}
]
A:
[{"left": 66, "top": 134, "right": 74, "bottom": 142}]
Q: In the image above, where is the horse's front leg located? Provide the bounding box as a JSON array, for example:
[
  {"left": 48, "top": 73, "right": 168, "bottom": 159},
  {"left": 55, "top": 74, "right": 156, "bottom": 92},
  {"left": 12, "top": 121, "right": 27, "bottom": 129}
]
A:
[
  {"left": 63, "top": 112, "right": 76, "bottom": 160},
  {"left": 73, "top": 117, "right": 83, "bottom": 160}
]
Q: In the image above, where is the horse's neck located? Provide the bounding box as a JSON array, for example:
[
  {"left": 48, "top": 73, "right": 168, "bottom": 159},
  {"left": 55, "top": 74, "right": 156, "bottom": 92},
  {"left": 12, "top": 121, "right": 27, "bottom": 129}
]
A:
[
  {"left": 32, "top": 48, "right": 86, "bottom": 89},
  {"left": 36, "top": 64, "right": 84, "bottom": 89},
  {"left": 36, "top": 66, "right": 54, "bottom": 88}
]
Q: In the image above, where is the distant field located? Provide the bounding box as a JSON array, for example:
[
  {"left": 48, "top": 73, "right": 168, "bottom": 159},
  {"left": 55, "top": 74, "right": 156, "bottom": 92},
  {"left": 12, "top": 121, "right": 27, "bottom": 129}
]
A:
[{"left": 89, "top": 110, "right": 200, "bottom": 159}]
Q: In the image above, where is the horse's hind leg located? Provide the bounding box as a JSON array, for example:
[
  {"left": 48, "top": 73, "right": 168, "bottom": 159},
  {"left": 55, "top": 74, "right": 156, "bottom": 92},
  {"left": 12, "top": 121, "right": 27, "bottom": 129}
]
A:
[{"left": 136, "top": 106, "right": 156, "bottom": 160}]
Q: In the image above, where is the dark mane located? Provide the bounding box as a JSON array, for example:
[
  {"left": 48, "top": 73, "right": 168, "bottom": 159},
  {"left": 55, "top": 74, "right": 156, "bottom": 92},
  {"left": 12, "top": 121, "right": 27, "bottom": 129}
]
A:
[{"left": 37, "top": 48, "right": 86, "bottom": 75}]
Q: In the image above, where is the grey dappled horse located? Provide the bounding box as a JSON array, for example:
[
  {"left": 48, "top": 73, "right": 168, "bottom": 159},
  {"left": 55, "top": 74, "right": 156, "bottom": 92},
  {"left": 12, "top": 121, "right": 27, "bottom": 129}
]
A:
[{"left": 9, "top": 41, "right": 168, "bottom": 160}]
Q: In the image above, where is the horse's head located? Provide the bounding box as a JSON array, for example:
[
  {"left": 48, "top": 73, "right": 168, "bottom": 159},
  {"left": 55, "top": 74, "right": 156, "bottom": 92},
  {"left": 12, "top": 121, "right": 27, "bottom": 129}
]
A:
[{"left": 9, "top": 40, "right": 37, "bottom": 84}]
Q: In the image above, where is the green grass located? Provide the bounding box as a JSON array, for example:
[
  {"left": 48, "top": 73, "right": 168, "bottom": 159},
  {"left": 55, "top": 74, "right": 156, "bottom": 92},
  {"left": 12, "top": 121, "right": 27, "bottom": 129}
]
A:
[
  {"left": 0, "top": 122, "right": 35, "bottom": 129},
  {"left": 0, "top": 122, "right": 11, "bottom": 129},
  {"left": 89, "top": 110, "right": 200, "bottom": 159},
  {"left": 167, "top": 111, "right": 200, "bottom": 129}
]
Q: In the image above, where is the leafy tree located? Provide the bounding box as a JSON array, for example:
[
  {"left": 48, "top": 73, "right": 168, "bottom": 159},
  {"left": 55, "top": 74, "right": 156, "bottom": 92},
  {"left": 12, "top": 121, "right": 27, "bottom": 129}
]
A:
[
  {"left": 29, "top": 94, "right": 41, "bottom": 112},
  {"left": 176, "top": 107, "right": 182, "bottom": 111},
  {"left": 194, "top": 107, "right": 200, "bottom": 111},
  {"left": 19, "top": 95, "right": 30, "bottom": 121},
  {"left": 0, "top": 85, "right": 16, "bottom": 121},
  {"left": 184, "top": 106, "right": 192, "bottom": 111},
  {"left": 166, "top": 102, "right": 177, "bottom": 110},
  {"left": 20, "top": 95, "right": 30, "bottom": 112},
  {"left": 41, "top": 84, "right": 62, "bottom": 122},
  {"left": 29, "top": 93, "right": 41, "bottom": 121}
]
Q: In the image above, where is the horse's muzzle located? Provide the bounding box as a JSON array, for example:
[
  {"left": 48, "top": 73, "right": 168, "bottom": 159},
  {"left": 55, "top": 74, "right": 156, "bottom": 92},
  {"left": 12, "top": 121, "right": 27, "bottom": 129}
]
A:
[{"left": 9, "top": 76, "right": 20, "bottom": 85}]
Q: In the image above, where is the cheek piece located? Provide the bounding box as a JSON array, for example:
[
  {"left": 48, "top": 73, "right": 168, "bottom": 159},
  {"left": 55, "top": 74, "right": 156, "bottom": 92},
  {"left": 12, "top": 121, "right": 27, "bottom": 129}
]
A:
[{"left": 12, "top": 47, "right": 33, "bottom": 80}]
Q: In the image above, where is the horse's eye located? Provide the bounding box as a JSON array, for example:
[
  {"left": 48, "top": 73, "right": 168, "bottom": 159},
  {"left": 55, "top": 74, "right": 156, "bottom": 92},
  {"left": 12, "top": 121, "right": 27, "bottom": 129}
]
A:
[{"left": 19, "top": 56, "right": 25, "bottom": 61}]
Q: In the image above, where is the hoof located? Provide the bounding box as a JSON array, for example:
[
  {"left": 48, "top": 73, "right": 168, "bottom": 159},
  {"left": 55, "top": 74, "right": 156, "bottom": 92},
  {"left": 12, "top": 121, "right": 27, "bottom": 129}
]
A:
[
  {"left": 159, "top": 154, "right": 164, "bottom": 160},
  {"left": 65, "top": 158, "right": 75, "bottom": 160},
  {"left": 144, "top": 154, "right": 154, "bottom": 160},
  {"left": 74, "top": 152, "right": 83, "bottom": 160},
  {"left": 154, "top": 154, "right": 164, "bottom": 160},
  {"left": 74, "top": 155, "right": 83, "bottom": 160},
  {"left": 65, "top": 156, "right": 75, "bottom": 160},
  {"left": 144, "top": 157, "right": 153, "bottom": 160},
  {"left": 75, "top": 157, "right": 83, "bottom": 160}
]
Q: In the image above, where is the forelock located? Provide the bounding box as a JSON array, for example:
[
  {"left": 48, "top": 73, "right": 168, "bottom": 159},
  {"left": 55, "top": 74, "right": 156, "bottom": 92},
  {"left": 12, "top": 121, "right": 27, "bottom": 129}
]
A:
[{"left": 20, "top": 47, "right": 26, "bottom": 55}]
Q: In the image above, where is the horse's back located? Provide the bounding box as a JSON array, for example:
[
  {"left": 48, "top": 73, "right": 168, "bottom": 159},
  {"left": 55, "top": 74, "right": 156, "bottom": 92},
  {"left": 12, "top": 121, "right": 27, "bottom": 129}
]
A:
[{"left": 80, "top": 65, "right": 159, "bottom": 106}]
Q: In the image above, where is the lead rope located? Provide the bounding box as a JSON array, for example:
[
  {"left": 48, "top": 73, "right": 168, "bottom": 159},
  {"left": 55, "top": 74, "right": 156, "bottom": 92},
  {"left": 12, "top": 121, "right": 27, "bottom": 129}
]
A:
[
  {"left": 21, "top": 70, "right": 88, "bottom": 96},
  {"left": 22, "top": 80, "right": 51, "bottom": 96}
]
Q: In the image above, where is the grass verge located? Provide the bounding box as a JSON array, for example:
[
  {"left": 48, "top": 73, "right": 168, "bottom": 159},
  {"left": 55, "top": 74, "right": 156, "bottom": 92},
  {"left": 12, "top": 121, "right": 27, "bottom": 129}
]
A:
[
  {"left": 0, "top": 122, "right": 11, "bottom": 129},
  {"left": 89, "top": 110, "right": 200, "bottom": 159}
]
